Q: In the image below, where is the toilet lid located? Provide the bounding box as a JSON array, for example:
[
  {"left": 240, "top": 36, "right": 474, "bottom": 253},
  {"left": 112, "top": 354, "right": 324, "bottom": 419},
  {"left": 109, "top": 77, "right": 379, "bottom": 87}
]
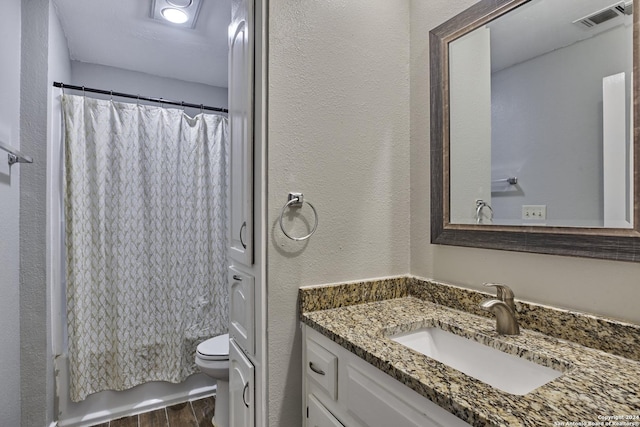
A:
[{"left": 197, "top": 333, "right": 229, "bottom": 361}]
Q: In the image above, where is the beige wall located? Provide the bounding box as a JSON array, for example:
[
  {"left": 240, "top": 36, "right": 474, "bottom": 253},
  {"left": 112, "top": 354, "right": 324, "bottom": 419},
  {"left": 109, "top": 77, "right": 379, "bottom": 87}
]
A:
[
  {"left": 409, "top": 0, "right": 640, "bottom": 325},
  {"left": 267, "top": 0, "right": 410, "bottom": 425}
]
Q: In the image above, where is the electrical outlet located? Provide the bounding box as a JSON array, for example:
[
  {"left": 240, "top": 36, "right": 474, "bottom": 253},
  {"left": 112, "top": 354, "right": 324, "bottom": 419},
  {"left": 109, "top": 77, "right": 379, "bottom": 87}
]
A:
[{"left": 522, "top": 205, "right": 546, "bottom": 220}]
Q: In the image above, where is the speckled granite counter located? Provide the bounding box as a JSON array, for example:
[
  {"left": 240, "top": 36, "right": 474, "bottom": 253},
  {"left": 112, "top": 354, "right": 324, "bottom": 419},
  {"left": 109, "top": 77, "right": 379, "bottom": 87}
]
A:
[{"left": 299, "top": 277, "right": 640, "bottom": 427}]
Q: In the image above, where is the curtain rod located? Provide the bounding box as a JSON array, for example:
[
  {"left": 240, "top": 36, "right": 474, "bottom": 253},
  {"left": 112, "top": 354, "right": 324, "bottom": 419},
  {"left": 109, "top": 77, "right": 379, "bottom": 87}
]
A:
[{"left": 53, "top": 82, "right": 228, "bottom": 114}]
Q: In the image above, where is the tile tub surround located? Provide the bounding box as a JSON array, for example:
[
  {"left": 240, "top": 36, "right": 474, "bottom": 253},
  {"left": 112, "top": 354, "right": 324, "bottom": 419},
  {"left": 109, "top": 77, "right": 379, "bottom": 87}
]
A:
[
  {"left": 299, "top": 276, "right": 640, "bottom": 361},
  {"left": 299, "top": 278, "right": 640, "bottom": 426}
]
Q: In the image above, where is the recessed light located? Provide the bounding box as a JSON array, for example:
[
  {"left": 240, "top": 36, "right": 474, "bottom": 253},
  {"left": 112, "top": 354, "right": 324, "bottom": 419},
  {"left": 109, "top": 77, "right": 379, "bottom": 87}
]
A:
[
  {"left": 161, "top": 7, "right": 189, "bottom": 24},
  {"left": 151, "top": 0, "right": 202, "bottom": 28}
]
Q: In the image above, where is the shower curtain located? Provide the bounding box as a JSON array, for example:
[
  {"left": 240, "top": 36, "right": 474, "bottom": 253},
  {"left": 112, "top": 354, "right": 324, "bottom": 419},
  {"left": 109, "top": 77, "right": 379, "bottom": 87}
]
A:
[{"left": 62, "top": 94, "right": 229, "bottom": 402}]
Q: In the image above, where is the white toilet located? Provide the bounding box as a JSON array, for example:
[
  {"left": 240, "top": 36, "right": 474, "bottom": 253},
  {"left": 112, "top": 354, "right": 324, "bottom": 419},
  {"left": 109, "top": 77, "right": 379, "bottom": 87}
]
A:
[{"left": 196, "top": 333, "right": 230, "bottom": 427}]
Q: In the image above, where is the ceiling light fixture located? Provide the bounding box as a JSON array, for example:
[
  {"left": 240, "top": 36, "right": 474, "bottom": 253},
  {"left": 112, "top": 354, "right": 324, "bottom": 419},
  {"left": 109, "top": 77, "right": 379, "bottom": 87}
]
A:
[
  {"left": 151, "top": 0, "right": 203, "bottom": 28},
  {"left": 161, "top": 7, "right": 189, "bottom": 24}
]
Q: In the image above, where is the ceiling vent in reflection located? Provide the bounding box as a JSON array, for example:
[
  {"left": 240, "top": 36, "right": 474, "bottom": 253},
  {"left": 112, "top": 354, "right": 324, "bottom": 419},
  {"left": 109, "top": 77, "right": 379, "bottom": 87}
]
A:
[{"left": 573, "top": 1, "right": 632, "bottom": 28}]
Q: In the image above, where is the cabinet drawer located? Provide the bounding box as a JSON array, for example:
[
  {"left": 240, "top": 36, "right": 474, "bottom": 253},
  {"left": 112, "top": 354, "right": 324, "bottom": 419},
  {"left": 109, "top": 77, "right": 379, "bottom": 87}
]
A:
[{"left": 306, "top": 337, "right": 338, "bottom": 400}]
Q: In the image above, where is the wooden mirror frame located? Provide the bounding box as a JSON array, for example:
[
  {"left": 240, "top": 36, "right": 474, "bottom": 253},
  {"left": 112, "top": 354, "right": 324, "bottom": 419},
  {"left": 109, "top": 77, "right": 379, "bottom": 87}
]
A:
[{"left": 430, "top": 0, "right": 640, "bottom": 262}]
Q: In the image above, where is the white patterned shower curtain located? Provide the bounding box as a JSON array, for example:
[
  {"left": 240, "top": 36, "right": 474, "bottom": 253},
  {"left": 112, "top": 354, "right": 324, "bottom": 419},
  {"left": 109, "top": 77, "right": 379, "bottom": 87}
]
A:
[{"left": 62, "top": 94, "right": 229, "bottom": 402}]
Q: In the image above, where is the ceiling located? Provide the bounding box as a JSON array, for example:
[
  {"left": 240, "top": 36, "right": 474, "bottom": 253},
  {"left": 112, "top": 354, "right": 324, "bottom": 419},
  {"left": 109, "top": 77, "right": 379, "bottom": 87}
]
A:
[
  {"left": 51, "top": 0, "right": 231, "bottom": 88},
  {"left": 486, "top": 0, "right": 632, "bottom": 72},
  {"left": 52, "top": 0, "right": 628, "bottom": 88}
]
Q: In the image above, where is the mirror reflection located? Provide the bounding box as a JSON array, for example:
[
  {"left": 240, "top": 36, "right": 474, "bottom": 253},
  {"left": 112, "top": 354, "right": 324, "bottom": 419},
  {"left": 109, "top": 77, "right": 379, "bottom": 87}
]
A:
[{"left": 448, "top": 0, "right": 634, "bottom": 228}]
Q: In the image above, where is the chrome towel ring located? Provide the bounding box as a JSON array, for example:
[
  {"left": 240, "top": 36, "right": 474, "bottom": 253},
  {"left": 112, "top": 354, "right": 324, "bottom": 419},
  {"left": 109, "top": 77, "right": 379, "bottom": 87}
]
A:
[
  {"left": 475, "top": 199, "right": 493, "bottom": 224},
  {"left": 279, "top": 192, "right": 318, "bottom": 241}
]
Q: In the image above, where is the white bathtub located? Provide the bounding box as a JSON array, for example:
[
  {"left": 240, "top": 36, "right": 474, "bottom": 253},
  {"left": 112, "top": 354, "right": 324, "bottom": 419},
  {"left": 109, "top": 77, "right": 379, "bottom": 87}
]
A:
[{"left": 54, "top": 353, "right": 215, "bottom": 427}]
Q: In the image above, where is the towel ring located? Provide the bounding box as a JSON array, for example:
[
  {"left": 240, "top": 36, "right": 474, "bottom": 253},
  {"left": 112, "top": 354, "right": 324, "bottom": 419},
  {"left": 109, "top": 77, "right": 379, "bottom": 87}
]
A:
[
  {"left": 475, "top": 199, "right": 493, "bottom": 224},
  {"left": 279, "top": 192, "right": 318, "bottom": 241}
]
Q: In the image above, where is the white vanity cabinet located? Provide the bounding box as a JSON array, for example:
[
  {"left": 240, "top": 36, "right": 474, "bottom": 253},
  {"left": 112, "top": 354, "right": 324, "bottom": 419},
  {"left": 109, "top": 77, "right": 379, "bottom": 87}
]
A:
[{"left": 302, "top": 325, "right": 471, "bottom": 427}]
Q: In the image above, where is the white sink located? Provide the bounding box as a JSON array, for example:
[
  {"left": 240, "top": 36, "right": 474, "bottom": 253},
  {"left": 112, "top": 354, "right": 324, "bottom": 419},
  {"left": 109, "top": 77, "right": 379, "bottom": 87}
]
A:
[{"left": 390, "top": 327, "right": 563, "bottom": 395}]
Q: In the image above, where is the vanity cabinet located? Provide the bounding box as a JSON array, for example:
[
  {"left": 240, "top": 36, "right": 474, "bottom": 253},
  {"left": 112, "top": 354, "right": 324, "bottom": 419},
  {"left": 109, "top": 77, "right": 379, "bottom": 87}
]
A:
[{"left": 302, "top": 325, "right": 471, "bottom": 427}]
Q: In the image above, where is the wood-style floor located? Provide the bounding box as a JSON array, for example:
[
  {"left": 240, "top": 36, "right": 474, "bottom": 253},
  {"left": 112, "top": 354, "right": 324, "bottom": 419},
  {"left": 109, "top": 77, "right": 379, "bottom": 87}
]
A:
[{"left": 89, "top": 396, "right": 215, "bottom": 427}]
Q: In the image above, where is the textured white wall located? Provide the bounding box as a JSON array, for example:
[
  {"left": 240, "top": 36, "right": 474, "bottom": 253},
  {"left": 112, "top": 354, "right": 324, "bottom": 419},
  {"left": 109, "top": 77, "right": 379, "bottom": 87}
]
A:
[
  {"left": 70, "top": 61, "right": 228, "bottom": 117},
  {"left": 0, "top": 0, "right": 22, "bottom": 425},
  {"left": 267, "top": 0, "right": 410, "bottom": 425},
  {"left": 21, "top": 0, "right": 54, "bottom": 425},
  {"left": 410, "top": 0, "right": 640, "bottom": 325}
]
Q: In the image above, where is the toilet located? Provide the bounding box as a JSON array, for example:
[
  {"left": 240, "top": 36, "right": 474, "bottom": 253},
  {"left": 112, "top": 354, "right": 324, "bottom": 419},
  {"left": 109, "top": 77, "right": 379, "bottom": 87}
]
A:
[{"left": 196, "top": 333, "right": 230, "bottom": 427}]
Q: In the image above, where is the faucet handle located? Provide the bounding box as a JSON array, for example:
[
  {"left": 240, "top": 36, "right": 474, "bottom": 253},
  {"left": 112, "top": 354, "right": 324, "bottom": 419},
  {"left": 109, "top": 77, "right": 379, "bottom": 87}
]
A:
[{"left": 483, "top": 283, "right": 515, "bottom": 302}]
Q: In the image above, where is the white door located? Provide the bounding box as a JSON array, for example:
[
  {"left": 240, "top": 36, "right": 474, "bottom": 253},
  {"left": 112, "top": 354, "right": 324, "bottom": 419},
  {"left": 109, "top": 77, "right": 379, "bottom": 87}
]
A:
[
  {"left": 229, "top": 266, "right": 255, "bottom": 356},
  {"left": 307, "top": 394, "right": 345, "bottom": 427},
  {"left": 230, "top": 338, "right": 255, "bottom": 427},
  {"left": 228, "top": 0, "right": 254, "bottom": 266}
]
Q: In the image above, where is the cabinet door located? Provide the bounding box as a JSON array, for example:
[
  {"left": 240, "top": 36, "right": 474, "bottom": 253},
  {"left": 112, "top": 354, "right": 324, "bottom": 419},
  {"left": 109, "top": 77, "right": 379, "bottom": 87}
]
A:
[
  {"left": 229, "top": 266, "right": 255, "bottom": 356},
  {"left": 307, "top": 394, "right": 345, "bottom": 427},
  {"left": 228, "top": 0, "right": 254, "bottom": 267},
  {"left": 346, "top": 364, "right": 464, "bottom": 427},
  {"left": 229, "top": 338, "right": 255, "bottom": 427}
]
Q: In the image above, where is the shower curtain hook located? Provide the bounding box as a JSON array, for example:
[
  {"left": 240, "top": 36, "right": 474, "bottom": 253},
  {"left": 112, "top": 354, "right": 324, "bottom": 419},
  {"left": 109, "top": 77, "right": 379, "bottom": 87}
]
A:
[
  {"left": 181, "top": 101, "right": 185, "bottom": 111},
  {"left": 82, "top": 86, "right": 85, "bottom": 98},
  {"left": 200, "top": 104, "right": 204, "bottom": 114},
  {"left": 60, "top": 82, "right": 64, "bottom": 95},
  {"left": 110, "top": 90, "right": 113, "bottom": 101},
  {"left": 136, "top": 94, "right": 140, "bottom": 106}
]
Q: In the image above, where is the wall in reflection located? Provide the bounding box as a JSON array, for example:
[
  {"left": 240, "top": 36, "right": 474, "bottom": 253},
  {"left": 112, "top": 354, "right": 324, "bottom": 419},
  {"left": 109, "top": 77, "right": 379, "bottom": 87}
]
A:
[{"left": 491, "top": 24, "right": 632, "bottom": 227}]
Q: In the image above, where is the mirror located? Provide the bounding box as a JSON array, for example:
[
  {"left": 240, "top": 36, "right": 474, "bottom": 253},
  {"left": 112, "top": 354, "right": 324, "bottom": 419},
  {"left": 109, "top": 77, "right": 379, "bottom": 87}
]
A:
[{"left": 431, "top": 0, "right": 640, "bottom": 261}]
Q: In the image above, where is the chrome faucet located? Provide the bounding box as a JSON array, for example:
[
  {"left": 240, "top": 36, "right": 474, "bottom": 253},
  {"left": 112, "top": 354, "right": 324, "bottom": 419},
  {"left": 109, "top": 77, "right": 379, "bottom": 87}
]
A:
[{"left": 480, "top": 283, "right": 520, "bottom": 335}]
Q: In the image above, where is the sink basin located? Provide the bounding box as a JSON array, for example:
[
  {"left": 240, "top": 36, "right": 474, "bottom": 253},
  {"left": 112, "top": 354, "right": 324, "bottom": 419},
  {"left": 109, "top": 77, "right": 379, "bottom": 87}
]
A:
[{"left": 390, "top": 327, "right": 563, "bottom": 395}]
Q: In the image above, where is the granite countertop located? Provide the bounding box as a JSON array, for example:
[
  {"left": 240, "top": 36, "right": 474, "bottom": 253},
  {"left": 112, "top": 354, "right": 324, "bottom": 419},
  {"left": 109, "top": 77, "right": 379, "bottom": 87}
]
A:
[{"left": 299, "top": 277, "right": 640, "bottom": 427}]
